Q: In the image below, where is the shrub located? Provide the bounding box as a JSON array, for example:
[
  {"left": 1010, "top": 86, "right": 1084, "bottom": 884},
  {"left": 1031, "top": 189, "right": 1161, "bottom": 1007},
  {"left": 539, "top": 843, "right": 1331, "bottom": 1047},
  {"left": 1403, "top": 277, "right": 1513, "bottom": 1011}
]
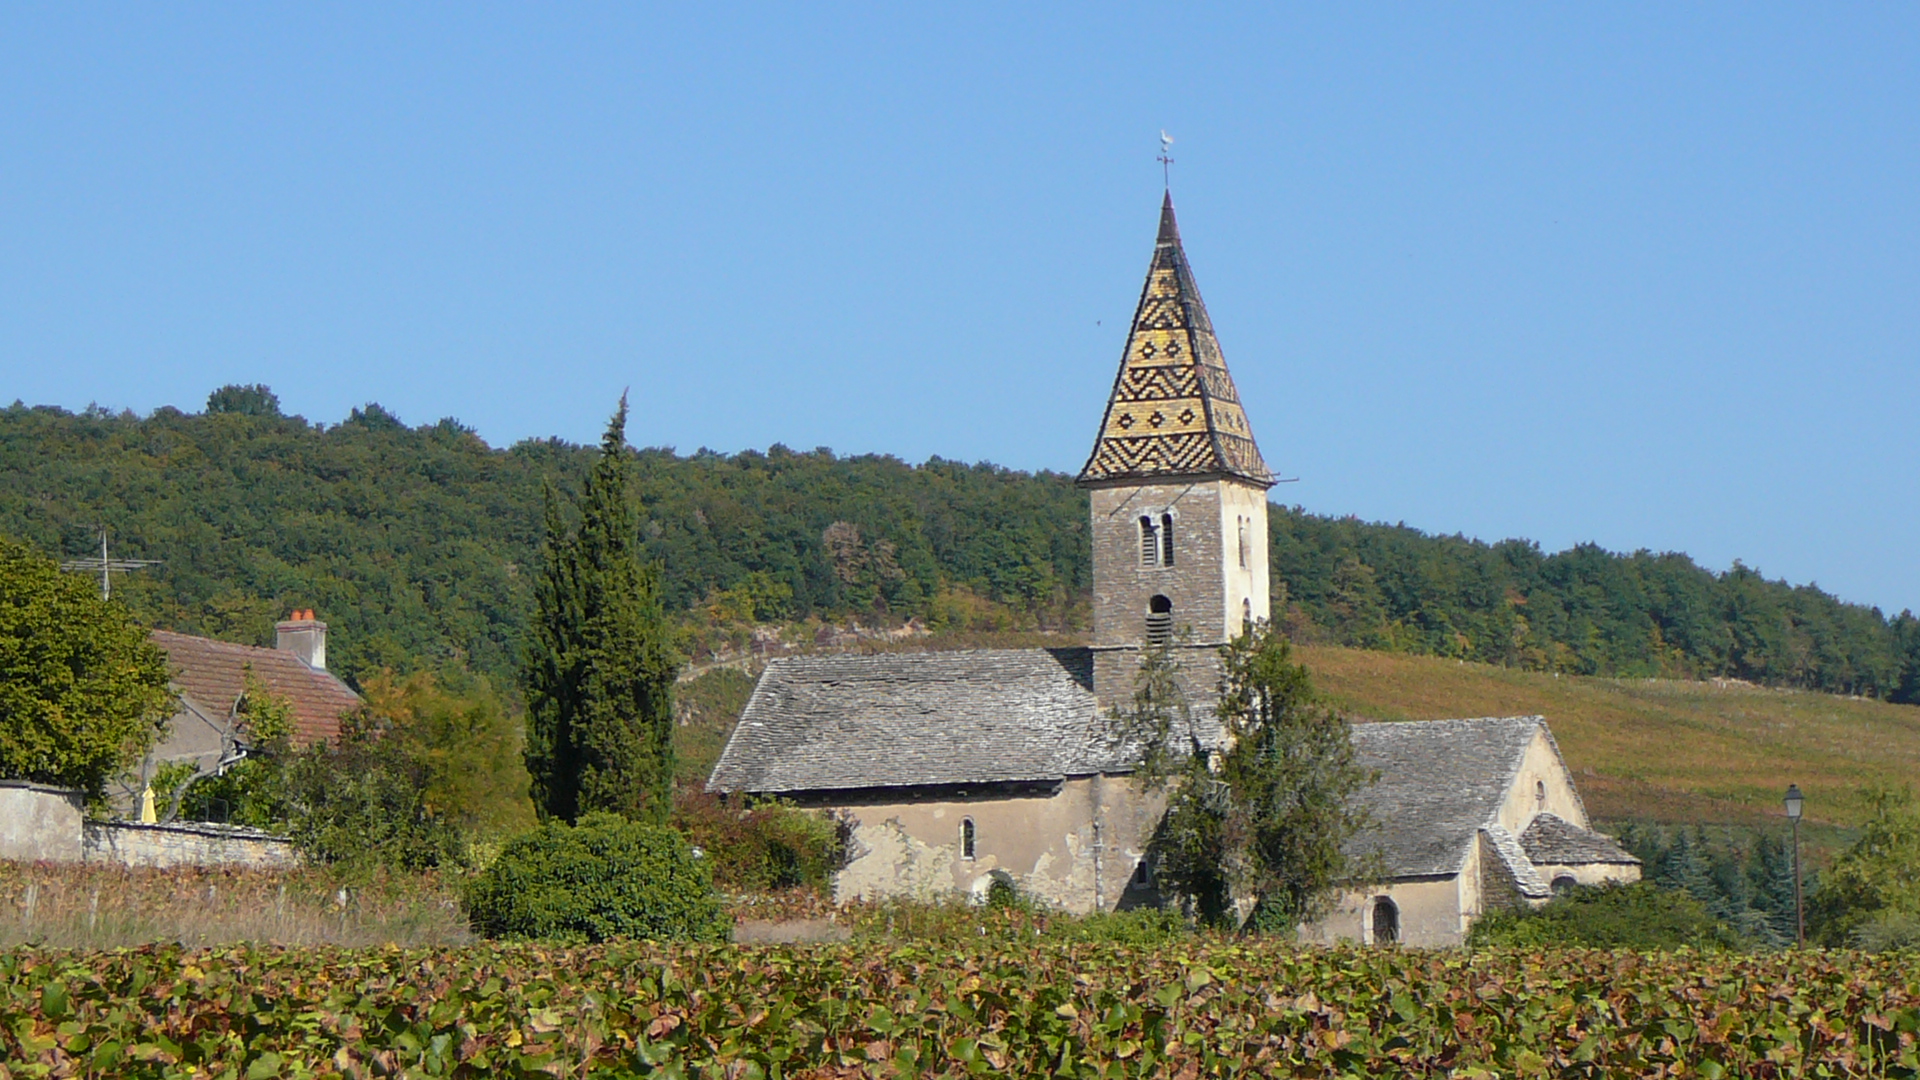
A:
[
  {"left": 672, "top": 791, "right": 846, "bottom": 893},
  {"left": 1468, "top": 881, "right": 1741, "bottom": 950},
  {"left": 464, "top": 813, "right": 729, "bottom": 944}
]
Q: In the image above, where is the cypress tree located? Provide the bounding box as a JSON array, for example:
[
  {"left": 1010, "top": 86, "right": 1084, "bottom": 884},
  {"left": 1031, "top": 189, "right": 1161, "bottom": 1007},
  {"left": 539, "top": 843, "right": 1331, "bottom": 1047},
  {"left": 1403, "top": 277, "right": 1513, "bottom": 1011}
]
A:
[{"left": 523, "top": 397, "right": 679, "bottom": 824}]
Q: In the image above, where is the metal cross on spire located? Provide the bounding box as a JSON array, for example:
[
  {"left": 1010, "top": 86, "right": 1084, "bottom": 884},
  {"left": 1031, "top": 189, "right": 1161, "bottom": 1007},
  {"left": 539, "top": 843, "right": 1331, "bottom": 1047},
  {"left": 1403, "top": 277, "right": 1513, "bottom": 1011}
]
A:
[
  {"left": 1158, "top": 130, "right": 1175, "bottom": 190},
  {"left": 59, "top": 528, "right": 161, "bottom": 600}
]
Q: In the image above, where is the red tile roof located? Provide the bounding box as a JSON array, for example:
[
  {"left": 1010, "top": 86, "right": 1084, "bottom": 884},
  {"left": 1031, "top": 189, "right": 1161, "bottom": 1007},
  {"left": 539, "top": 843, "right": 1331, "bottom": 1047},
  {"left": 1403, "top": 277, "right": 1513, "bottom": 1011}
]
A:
[{"left": 149, "top": 630, "right": 360, "bottom": 747}]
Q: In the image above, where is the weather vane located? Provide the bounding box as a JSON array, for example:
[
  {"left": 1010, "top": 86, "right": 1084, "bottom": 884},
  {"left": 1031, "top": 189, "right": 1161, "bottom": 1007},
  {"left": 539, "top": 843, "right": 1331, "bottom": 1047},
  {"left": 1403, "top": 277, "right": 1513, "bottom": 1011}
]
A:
[{"left": 1158, "top": 130, "right": 1175, "bottom": 189}]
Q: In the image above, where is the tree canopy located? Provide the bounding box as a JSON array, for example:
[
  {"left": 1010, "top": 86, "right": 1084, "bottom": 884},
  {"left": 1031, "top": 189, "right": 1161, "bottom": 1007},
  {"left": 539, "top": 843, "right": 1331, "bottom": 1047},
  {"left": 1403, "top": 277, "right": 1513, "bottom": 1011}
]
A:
[
  {"left": 0, "top": 536, "right": 174, "bottom": 797},
  {"left": 2, "top": 388, "right": 1915, "bottom": 701}
]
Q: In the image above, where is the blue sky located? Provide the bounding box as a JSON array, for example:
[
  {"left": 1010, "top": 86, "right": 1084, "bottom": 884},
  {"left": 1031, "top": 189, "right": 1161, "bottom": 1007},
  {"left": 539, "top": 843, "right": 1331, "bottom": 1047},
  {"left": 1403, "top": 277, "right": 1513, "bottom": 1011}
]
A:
[{"left": 4, "top": 5, "right": 1916, "bottom": 614}]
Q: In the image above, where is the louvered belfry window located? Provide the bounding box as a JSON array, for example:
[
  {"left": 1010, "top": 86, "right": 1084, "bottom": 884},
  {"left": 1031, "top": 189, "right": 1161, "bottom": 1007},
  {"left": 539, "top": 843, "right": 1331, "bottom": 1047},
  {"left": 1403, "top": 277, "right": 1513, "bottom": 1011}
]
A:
[
  {"left": 1139, "top": 516, "right": 1159, "bottom": 567},
  {"left": 1161, "top": 513, "right": 1175, "bottom": 567},
  {"left": 1146, "top": 594, "right": 1174, "bottom": 646}
]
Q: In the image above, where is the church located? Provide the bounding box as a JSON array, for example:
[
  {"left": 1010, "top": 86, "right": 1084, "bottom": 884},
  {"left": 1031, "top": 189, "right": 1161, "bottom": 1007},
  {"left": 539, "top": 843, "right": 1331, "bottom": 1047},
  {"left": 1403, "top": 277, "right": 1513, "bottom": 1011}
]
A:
[{"left": 708, "top": 193, "right": 1638, "bottom": 945}]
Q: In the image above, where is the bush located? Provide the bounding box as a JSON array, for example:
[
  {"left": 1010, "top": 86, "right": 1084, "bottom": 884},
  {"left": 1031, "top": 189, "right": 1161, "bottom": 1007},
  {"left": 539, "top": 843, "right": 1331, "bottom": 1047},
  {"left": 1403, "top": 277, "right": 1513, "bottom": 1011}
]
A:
[
  {"left": 672, "top": 791, "right": 846, "bottom": 893},
  {"left": 1468, "top": 881, "right": 1741, "bottom": 950},
  {"left": 464, "top": 813, "right": 729, "bottom": 944}
]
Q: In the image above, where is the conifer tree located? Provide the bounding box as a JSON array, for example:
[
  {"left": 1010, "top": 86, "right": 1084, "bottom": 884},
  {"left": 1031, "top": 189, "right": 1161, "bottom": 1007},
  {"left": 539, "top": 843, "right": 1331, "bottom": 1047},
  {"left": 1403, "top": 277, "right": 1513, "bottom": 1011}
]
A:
[{"left": 522, "top": 397, "right": 679, "bottom": 824}]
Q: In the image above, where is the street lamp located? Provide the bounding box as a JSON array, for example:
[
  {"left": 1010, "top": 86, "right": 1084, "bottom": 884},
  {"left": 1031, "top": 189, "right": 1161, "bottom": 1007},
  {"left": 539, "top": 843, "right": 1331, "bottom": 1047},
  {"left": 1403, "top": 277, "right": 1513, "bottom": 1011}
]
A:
[{"left": 1784, "top": 784, "right": 1804, "bottom": 947}]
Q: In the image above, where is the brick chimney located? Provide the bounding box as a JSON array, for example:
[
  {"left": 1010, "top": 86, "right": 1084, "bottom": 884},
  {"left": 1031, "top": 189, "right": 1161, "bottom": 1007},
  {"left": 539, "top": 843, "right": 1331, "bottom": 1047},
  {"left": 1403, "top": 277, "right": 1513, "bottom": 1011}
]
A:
[{"left": 275, "top": 609, "right": 328, "bottom": 670}]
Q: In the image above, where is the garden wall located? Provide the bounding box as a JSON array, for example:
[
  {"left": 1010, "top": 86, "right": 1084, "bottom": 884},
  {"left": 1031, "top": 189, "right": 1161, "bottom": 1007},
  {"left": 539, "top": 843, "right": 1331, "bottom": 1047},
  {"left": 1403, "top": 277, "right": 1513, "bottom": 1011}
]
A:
[{"left": 0, "top": 782, "right": 296, "bottom": 868}]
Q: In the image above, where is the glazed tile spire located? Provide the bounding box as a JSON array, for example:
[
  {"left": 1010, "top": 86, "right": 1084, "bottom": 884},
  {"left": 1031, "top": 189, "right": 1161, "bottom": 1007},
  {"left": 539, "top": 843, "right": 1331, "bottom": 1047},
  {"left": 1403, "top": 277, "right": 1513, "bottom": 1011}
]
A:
[{"left": 1078, "top": 193, "right": 1273, "bottom": 487}]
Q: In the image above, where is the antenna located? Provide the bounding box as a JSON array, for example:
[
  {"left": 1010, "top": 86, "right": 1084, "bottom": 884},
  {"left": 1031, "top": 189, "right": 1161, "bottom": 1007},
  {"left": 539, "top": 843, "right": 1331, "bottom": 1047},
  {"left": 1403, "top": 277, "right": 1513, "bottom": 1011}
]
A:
[
  {"left": 59, "top": 528, "right": 161, "bottom": 600},
  {"left": 1158, "top": 130, "right": 1175, "bottom": 190}
]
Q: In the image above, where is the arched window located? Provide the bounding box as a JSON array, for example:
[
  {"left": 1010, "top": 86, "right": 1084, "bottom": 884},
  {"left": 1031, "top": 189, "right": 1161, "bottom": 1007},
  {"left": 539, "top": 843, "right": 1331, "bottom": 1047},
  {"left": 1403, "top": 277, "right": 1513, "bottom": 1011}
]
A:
[
  {"left": 961, "top": 818, "right": 976, "bottom": 860},
  {"left": 1160, "top": 513, "right": 1175, "bottom": 567},
  {"left": 1552, "top": 875, "right": 1578, "bottom": 895},
  {"left": 1535, "top": 779, "right": 1547, "bottom": 808},
  {"left": 1237, "top": 516, "right": 1249, "bottom": 569},
  {"left": 1138, "top": 516, "right": 1159, "bottom": 568},
  {"left": 1370, "top": 897, "right": 1399, "bottom": 945},
  {"left": 1243, "top": 597, "right": 1253, "bottom": 632},
  {"left": 1146, "top": 595, "right": 1173, "bottom": 646}
]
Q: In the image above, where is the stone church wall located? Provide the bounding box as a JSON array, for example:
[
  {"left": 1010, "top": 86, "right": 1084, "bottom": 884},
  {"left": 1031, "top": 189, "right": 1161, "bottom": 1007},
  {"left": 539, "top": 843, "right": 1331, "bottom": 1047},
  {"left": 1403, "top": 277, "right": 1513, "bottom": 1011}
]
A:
[{"left": 831, "top": 776, "right": 1166, "bottom": 913}]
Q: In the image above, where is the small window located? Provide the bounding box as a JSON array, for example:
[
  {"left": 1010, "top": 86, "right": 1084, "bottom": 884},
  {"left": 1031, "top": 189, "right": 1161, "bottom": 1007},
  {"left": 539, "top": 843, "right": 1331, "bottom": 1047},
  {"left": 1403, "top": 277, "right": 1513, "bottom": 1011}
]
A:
[
  {"left": 1552, "top": 875, "right": 1578, "bottom": 895},
  {"left": 1243, "top": 597, "right": 1253, "bottom": 632},
  {"left": 1160, "top": 513, "right": 1175, "bottom": 567},
  {"left": 961, "top": 818, "right": 976, "bottom": 860},
  {"left": 1237, "top": 516, "right": 1249, "bottom": 569},
  {"left": 1146, "top": 595, "right": 1173, "bottom": 646},
  {"left": 1535, "top": 779, "right": 1547, "bottom": 807},
  {"left": 1131, "top": 858, "right": 1152, "bottom": 887},
  {"left": 1139, "top": 516, "right": 1158, "bottom": 568},
  {"left": 1370, "top": 897, "right": 1399, "bottom": 945}
]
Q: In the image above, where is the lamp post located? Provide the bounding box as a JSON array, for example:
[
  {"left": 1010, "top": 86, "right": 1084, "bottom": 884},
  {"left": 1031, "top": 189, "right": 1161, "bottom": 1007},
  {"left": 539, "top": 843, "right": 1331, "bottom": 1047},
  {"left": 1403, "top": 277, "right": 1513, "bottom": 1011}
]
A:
[{"left": 1784, "top": 783, "right": 1804, "bottom": 947}]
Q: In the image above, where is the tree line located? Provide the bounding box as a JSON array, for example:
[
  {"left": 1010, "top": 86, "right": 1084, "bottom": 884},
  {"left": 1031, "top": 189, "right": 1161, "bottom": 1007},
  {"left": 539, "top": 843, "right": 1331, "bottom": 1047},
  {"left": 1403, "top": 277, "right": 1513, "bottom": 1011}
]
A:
[{"left": 2, "top": 386, "right": 1916, "bottom": 700}]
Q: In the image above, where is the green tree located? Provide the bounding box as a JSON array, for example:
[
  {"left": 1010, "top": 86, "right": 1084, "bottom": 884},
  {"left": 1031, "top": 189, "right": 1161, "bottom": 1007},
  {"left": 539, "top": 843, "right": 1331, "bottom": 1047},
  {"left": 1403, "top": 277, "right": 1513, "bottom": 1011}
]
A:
[
  {"left": 1806, "top": 786, "right": 1920, "bottom": 948},
  {"left": 0, "top": 536, "right": 174, "bottom": 798},
  {"left": 204, "top": 383, "right": 281, "bottom": 417},
  {"left": 358, "top": 667, "right": 536, "bottom": 839},
  {"left": 523, "top": 397, "right": 680, "bottom": 824},
  {"left": 1137, "top": 627, "right": 1375, "bottom": 930}
]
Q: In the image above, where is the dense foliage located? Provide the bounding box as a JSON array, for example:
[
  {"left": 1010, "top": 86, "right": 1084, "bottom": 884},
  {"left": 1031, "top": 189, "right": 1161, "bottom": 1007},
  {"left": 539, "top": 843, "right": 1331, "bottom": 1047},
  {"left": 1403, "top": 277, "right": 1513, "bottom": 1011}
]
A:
[
  {"left": 463, "top": 813, "right": 730, "bottom": 944},
  {"left": 1807, "top": 787, "right": 1920, "bottom": 950},
  {"left": 1467, "top": 881, "right": 1740, "bottom": 950},
  {"left": 1273, "top": 507, "right": 1920, "bottom": 699},
  {"left": 180, "top": 677, "right": 488, "bottom": 872},
  {"left": 4, "top": 390, "right": 1917, "bottom": 698},
  {"left": 1616, "top": 823, "right": 1802, "bottom": 947},
  {"left": 523, "top": 400, "right": 679, "bottom": 824},
  {"left": 0, "top": 537, "right": 174, "bottom": 798},
  {"left": 1126, "top": 631, "right": 1373, "bottom": 929},
  {"left": 672, "top": 792, "right": 847, "bottom": 893},
  {"left": 2, "top": 940, "right": 1917, "bottom": 1076}
]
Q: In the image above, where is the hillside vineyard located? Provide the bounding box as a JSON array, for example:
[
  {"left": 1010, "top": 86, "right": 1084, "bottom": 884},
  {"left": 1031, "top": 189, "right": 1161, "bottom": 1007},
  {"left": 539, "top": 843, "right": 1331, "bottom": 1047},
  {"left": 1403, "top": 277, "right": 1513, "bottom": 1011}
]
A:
[{"left": 2, "top": 394, "right": 1916, "bottom": 698}]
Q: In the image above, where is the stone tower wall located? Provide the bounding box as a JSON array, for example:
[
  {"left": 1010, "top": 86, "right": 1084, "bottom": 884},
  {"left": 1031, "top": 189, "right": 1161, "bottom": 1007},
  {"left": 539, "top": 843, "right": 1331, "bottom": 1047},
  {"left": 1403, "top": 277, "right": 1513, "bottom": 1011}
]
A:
[{"left": 1086, "top": 477, "right": 1269, "bottom": 710}]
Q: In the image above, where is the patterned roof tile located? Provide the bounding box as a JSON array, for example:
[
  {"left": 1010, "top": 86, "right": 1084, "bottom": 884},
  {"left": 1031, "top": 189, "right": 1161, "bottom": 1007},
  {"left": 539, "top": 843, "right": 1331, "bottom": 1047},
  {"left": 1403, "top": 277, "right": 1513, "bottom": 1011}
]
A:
[{"left": 1078, "top": 193, "right": 1273, "bottom": 487}]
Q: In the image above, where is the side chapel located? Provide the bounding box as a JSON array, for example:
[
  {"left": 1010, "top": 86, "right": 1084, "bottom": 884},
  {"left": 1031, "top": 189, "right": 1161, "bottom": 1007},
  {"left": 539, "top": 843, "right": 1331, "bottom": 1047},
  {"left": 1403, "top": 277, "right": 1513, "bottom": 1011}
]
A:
[{"left": 708, "top": 193, "right": 1637, "bottom": 945}]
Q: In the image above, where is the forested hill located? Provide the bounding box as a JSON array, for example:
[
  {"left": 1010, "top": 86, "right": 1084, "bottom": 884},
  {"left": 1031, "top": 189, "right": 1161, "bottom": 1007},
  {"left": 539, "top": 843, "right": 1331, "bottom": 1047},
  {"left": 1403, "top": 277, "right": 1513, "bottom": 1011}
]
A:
[{"left": 3, "top": 387, "right": 1916, "bottom": 701}]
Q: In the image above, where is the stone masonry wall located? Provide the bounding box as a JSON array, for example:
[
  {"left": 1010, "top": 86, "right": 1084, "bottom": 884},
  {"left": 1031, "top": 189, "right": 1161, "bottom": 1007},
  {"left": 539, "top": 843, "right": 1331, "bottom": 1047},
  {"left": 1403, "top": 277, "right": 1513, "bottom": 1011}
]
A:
[{"left": 82, "top": 822, "right": 299, "bottom": 869}]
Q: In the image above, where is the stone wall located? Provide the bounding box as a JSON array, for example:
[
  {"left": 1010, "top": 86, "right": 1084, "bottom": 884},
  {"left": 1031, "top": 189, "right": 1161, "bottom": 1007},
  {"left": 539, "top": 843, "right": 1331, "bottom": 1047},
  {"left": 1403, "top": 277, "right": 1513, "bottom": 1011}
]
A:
[
  {"left": 0, "top": 783, "right": 296, "bottom": 869},
  {"left": 830, "top": 775, "right": 1167, "bottom": 913},
  {"left": 0, "top": 781, "right": 85, "bottom": 863},
  {"left": 82, "top": 821, "right": 299, "bottom": 869}
]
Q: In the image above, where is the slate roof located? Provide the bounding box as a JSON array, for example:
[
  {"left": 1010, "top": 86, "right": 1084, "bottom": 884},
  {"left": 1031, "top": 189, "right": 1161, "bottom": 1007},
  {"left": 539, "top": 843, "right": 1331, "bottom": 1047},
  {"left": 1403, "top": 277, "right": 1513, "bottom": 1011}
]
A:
[
  {"left": 706, "top": 648, "right": 1126, "bottom": 795},
  {"left": 1520, "top": 812, "right": 1640, "bottom": 866},
  {"left": 1346, "top": 716, "right": 1547, "bottom": 878},
  {"left": 150, "top": 631, "right": 359, "bottom": 748},
  {"left": 1078, "top": 193, "right": 1273, "bottom": 487}
]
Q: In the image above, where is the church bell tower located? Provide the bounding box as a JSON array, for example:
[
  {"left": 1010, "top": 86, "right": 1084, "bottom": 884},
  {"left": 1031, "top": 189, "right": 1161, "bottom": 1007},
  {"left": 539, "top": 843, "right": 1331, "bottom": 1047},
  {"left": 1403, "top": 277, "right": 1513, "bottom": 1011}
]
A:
[{"left": 1078, "top": 193, "right": 1276, "bottom": 709}]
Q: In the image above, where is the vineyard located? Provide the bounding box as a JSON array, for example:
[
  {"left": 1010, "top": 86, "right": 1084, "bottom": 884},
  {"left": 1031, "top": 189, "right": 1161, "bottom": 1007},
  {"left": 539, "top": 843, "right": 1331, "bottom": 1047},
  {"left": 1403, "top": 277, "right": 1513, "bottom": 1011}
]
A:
[{"left": 2, "top": 941, "right": 1916, "bottom": 1078}]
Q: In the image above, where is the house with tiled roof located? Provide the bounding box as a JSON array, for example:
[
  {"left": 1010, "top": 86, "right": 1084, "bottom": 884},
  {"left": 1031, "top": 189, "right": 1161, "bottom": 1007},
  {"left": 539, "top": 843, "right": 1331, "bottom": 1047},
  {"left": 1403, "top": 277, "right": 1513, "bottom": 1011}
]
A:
[
  {"left": 114, "top": 611, "right": 360, "bottom": 817},
  {"left": 709, "top": 192, "right": 1637, "bottom": 943}
]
